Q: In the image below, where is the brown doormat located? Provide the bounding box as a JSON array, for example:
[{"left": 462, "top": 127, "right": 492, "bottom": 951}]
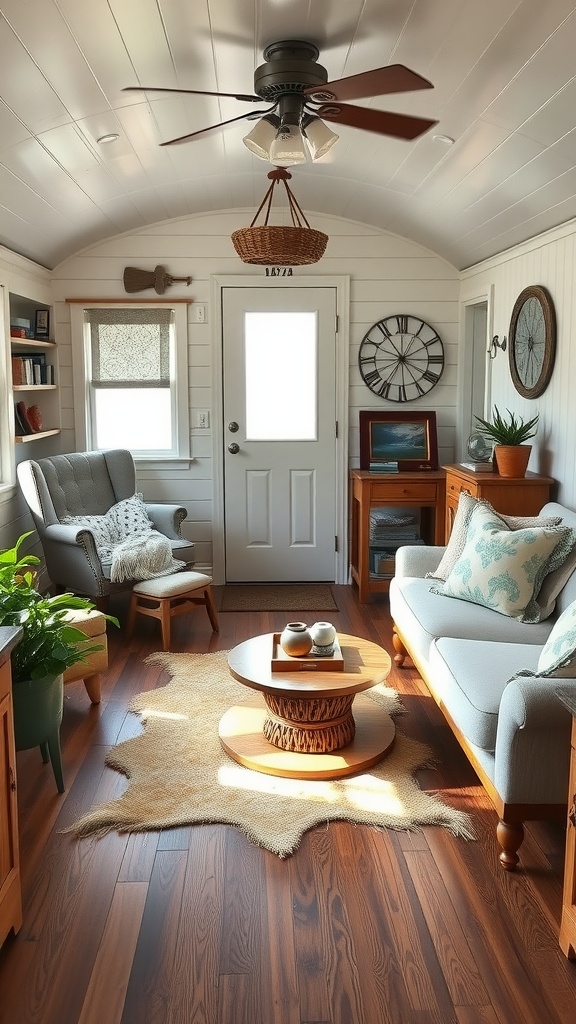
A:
[{"left": 220, "top": 584, "right": 337, "bottom": 612}]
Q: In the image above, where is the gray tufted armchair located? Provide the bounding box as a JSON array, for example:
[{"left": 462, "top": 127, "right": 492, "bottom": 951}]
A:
[{"left": 17, "top": 450, "right": 195, "bottom": 606}]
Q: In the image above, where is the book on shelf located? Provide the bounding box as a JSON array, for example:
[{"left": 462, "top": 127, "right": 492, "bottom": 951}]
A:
[
  {"left": 11, "top": 353, "right": 54, "bottom": 386},
  {"left": 459, "top": 461, "right": 494, "bottom": 473}
]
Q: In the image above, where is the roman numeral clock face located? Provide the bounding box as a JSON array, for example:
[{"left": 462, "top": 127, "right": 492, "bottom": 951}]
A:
[{"left": 358, "top": 314, "right": 445, "bottom": 402}]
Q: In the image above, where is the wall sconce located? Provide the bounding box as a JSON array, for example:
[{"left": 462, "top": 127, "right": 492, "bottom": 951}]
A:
[{"left": 488, "top": 335, "right": 507, "bottom": 360}]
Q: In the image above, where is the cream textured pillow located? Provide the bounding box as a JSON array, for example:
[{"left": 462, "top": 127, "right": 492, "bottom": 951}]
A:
[
  {"left": 431, "top": 503, "right": 576, "bottom": 622},
  {"left": 429, "top": 491, "right": 562, "bottom": 582},
  {"left": 536, "top": 601, "right": 576, "bottom": 677}
]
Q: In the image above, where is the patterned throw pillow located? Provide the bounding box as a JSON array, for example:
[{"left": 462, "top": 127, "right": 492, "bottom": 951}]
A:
[
  {"left": 432, "top": 502, "right": 576, "bottom": 622},
  {"left": 536, "top": 601, "right": 576, "bottom": 677},
  {"left": 106, "top": 494, "right": 154, "bottom": 539},
  {"left": 429, "top": 491, "right": 562, "bottom": 582}
]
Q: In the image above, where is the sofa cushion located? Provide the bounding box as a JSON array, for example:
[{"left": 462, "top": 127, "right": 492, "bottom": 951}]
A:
[
  {"left": 430, "top": 491, "right": 563, "bottom": 582},
  {"left": 536, "top": 600, "right": 576, "bottom": 677},
  {"left": 389, "top": 576, "right": 552, "bottom": 674},
  {"left": 429, "top": 638, "right": 540, "bottom": 752},
  {"left": 432, "top": 503, "right": 576, "bottom": 622}
]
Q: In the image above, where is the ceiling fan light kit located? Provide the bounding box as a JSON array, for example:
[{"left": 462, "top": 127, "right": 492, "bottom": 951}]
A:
[
  {"left": 125, "top": 39, "right": 437, "bottom": 156},
  {"left": 231, "top": 168, "right": 328, "bottom": 266}
]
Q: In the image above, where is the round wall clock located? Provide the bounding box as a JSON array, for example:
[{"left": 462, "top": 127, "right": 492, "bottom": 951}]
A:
[
  {"left": 508, "top": 285, "right": 556, "bottom": 399},
  {"left": 358, "top": 314, "right": 445, "bottom": 403}
]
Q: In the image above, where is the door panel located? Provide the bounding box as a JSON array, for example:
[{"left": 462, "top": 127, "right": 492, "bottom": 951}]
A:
[{"left": 222, "top": 287, "right": 337, "bottom": 582}]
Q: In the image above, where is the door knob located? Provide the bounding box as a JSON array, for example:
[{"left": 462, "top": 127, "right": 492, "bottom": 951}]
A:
[
  {"left": 228, "top": 442, "right": 240, "bottom": 454},
  {"left": 228, "top": 421, "right": 239, "bottom": 433}
]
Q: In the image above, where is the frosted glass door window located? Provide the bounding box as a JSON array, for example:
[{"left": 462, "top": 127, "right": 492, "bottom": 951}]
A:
[{"left": 244, "top": 312, "right": 317, "bottom": 440}]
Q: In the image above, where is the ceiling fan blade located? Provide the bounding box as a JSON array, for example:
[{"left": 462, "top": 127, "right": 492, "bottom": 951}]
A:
[
  {"left": 317, "top": 102, "right": 437, "bottom": 141},
  {"left": 305, "top": 64, "right": 433, "bottom": 103},
  {"left": 123, "top": 85, "right": 261, "bottom": 103},
  {"left": 159, "top": 109, "right": 272, "bottom": 146}
]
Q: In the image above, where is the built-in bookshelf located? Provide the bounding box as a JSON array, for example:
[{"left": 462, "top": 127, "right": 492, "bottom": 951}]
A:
[{"left": 9, "top": 295, "right": 60, "bottom": 444}]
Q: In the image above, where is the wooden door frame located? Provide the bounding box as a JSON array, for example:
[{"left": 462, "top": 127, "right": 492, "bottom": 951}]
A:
[{"left": 210, "top": 275, "right": 350, "bottom": 585}]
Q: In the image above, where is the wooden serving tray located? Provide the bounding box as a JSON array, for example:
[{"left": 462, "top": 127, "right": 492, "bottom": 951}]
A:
[{"left": 271, "top": 633, "right": 344, "bottom": 672}]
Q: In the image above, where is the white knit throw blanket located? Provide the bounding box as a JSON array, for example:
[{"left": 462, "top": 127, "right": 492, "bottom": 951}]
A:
[{"left": 107, "top": 531, "right": 185, "bottom": 583}]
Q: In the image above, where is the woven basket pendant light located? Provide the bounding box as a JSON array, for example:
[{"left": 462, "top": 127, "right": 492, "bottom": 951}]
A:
[{"left": 231, "top": 168, "right": 328, "bottom": 266}]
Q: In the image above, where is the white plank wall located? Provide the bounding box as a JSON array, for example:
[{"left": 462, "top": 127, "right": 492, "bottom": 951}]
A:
[
  {"left": 46, "top": 210, "right": 460, "bottom": 572},
  {"left": 460, "top": 217, "right": 576, "bottom": 509}
]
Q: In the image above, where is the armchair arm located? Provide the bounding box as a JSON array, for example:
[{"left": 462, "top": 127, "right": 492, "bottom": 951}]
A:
[
  {"left": 394, "top": 545, "right": 446, "bottom": 580},
  {"left": 494, "top": 675, "right": 575, "bottom": 804},
  {"left": 41, "top": 523, "right": 106, "bottom": 594},
  {"left": 145, "top": 503, "right": 187, "bottom": 540}
]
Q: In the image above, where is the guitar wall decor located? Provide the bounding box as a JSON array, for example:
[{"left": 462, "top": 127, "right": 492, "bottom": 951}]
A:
[{"left": 123, "top": 265, "right": 192, "bottom": 295}]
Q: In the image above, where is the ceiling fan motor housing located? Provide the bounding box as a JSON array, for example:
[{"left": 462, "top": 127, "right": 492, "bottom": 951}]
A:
[{"left": 254, "top": 40, "right": 328, "bottom": 101}]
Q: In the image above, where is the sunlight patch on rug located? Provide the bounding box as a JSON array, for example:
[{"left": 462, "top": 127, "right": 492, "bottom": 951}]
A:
[{"left": 65, "top": 651, "right": 474, "bottom": 857}]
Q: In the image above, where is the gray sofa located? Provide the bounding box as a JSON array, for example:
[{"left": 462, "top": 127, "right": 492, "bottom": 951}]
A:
[{"left": 389, "top": 500, "right": 576, "bottom": 870}]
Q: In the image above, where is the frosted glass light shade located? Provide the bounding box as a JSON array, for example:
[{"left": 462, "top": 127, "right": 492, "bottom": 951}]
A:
[
  {"left": 243, "top": 115, "right": 280, "bottom": 159},
  {"left": 269, "top": 122, "right": 308, "bottom": 166},
  {"left": 303, "top": 117, "right": 339, "bottom": 160}
]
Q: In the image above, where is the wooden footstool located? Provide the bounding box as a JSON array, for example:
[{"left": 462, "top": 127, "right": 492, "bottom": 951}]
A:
[
  {"left": 62, "top": 608, "right": 109, "bottom": 704},
  {"left": 127, "top": 571, "right": 219, "bottom": 650}
]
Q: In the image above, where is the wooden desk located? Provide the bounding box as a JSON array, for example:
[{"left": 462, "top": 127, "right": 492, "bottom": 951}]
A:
[
  {"left": 349, "top": 469, "right": 446, "bottom": 603},
  {"left": 220, "top": 633, "right": 394, "bottom": 780},
  {"left": 557, "top": 690, "right": 576, "bottom": 959}
]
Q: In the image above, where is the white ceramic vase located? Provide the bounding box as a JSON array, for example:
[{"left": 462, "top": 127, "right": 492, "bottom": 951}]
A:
[
  {"left": 310, "top": 621, "right": 337, "bottom": 656},
  {"left": 279, "top": 622, "right": 313, "bottom": 657}
]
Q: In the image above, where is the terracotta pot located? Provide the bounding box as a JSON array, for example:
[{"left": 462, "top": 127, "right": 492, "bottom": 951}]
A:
[{"left": 494, "top": 444, "right": 532, "bottom": 478}]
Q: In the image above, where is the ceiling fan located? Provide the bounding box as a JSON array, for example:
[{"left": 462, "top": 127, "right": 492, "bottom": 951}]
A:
[{"left": 123, "top": 40, "right": 438, "bottom": 161}]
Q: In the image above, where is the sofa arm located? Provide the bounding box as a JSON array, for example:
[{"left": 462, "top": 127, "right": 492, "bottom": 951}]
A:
[
  {"left": 145, "top": 503, "right": 187, "bottom": 539},
  {"left": 494, "top": 676, "right": 575, "bottom": 804},
  {"left": 394, "top": 544, "right": 446, "bottom": 579}
]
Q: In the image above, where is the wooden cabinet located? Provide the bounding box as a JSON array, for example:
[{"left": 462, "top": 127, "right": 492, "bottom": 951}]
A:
[
  {"left": 0, "top": 627, "right": 23, "bottom": 949},
  {"left": 444, "top": 464, "right": 554, "bottom": 540},
  {"left": 349, "top": 469, "right": 446, "bottom": 603},
  {"left": 557, "top": 692, "right": 576, "bottom": 959}
]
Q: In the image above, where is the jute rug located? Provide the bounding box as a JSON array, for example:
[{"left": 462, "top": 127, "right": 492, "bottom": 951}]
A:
[
  {"left": 220, "top": 584, "right": 338, "bottom": 612},
  {"left": 66, "top": 651, "right": 474, "bottom": 857}
]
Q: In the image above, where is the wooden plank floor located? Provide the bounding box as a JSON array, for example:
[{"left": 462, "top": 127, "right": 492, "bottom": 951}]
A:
[{"left": 1, "top": 585, "right": 576, "bottom": 1023}]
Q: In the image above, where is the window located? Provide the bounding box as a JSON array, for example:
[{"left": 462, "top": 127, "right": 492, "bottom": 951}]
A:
[{"left": 77, "top": 305, "right": 189, "bottom": 460}]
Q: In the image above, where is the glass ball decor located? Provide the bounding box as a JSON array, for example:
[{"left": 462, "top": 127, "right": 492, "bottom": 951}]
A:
[{"left": 467, "top": 432, "right": 493, "bottom": 463}]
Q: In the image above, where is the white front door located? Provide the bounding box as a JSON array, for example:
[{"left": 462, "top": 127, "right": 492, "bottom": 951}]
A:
[{"left": 222, "top": 286, "right": 337, "bottom": 582}]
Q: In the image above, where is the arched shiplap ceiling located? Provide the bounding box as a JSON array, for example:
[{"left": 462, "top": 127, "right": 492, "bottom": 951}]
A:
[{"left": 1, "top": 0, "right": 575, "bottom": 271}]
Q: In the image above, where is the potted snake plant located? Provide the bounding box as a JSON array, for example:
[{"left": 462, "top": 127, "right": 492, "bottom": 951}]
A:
[
  {"left": 0, "top": 532, "right": 111, "bottom": 791},
  {"left": 474, "top": 407, "right": 539, "bottom": 478}
]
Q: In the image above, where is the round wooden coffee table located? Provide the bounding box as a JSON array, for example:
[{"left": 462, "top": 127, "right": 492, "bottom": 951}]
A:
[{"left": 219, "top": 632, "right": 395, "bottom": 779}]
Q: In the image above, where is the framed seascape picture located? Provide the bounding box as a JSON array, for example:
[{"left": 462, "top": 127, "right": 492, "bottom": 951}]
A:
[{"left": 359, "top": 410, "right": 439, "bottom": 472}]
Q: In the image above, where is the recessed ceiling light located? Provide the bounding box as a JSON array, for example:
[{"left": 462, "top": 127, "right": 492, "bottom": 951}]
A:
[
  {"left": 433, "top": 134, "right": 455, "bottom": 145},
  {"left": 97, "top": 133, "right": 119, "bottom": 145}
]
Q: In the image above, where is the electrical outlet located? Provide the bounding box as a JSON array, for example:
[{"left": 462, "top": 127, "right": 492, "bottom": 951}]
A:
[{"left": 196, "top": 410, "right": 210, "bottom": 429}]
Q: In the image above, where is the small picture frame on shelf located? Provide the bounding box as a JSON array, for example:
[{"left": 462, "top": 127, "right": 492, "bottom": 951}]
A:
[{"left": 34, "top": 309, "right": 50, "bottom": 338}]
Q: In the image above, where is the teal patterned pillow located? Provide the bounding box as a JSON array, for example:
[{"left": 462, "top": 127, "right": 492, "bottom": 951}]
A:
[
  {"left": 537, "top": 602, "right": 576, "bottom": 676},
  {"left": 433, "top": 503, "right": 576, "bottom": 622}
]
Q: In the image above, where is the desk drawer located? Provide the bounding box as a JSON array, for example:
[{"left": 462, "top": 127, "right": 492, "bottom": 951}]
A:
[
  {"left": 446, "top": 478, "right": 478, "bottom": 499},
  {"left": 371, "top": 481, "right": 438, "bottom": 501}
]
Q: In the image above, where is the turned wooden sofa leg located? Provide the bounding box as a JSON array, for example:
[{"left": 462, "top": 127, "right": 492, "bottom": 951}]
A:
[
  {"left": 392, "top": 628, "right": 408, "bottom": 667},
  {"left": 497, "top": 819, "right": 524, "bottom": 870}
]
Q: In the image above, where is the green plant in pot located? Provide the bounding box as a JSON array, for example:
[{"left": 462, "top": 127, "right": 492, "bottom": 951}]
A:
[
  {"left": 474, "top": 407, "right": 539, "bottom": 478},
  {"left": 0, "top": 532, "right": 115, "bottom": 792}
]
